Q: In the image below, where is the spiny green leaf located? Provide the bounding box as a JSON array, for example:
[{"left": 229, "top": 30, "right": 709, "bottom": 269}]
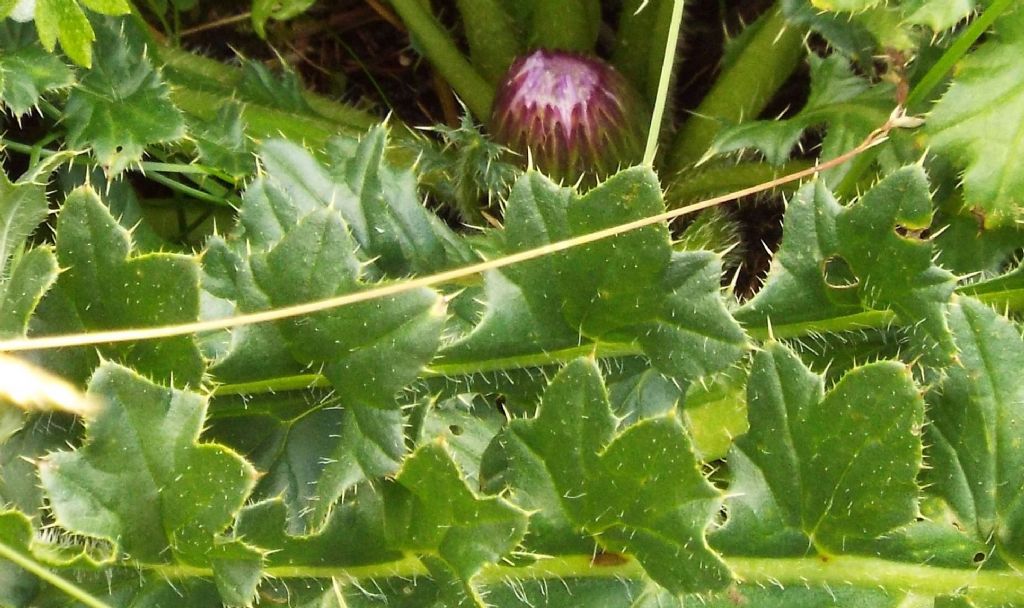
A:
[
  {"left": 708, "top": 54, "right": 891, "bottom": 183},
  {"left": 739, "top": 166, "right": 955, "bottom": 362},
  {"left": 0, "top": 247, "right": 58, "bottom": 339},
  {"left": 53, "top": 186, "right": 204, "bottom": 385},
  {"left": 445, "top": 169, "right": 747, "bottom": 387},
  {"left": 0, "top": 171, "right": 57, "bottom": 339},
  {"left": 211, "top": 398, "right": 404, "bottom": 534},
  {"left": 251, "top": 209, "right": 445, "bottom": 407},
  {"left": 388, "top": 442, "right": 529, "bottom": 604},
  {"left": 38, "top": 363, "right": 259, "bottom": 567},
  {"left": 254, "top": 128, "right": 473, "bottom": 277},
  {"left": 502, "top": 168, "right": 670, "bottom": 337},
  {"left": 485, "top": 359, "right": 730, "bottom": 593},
  {"left": 927, "top": 7, "right": 1024, "bottom": 227},
  {"left": 795, "top": 0, "right": 970, "bottom": 52},
  {"left": 924, "top": 298, "right": 1024, "bottom": 567},
  {"left": 733, "top": 342, "right": 924, "bottom": 552},
  {"left": 200, "top": 236, "right": 298, "bottom": 383},
  {"left": 192, "top": 102, "right": 255, "bottom": 181},
  {"left": 0, "top": 20, "right": 74, "bottom": 116},
  {"left": 834, "top": 165, "right": 957, "bottom": 362},
  {"left": 64, "top": 17, "right": 185, "bottom": 173},
  {"left": 0, "top": 171, "right": 47, "bottom": 279},
  {"left": 236, "top": 487, "right": 400, "bottom": 570}
]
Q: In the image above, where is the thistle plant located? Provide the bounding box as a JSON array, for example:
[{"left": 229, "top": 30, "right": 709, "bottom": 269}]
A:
[{"left": 3, "top": 0, "right": 1024, "bottom": 607}]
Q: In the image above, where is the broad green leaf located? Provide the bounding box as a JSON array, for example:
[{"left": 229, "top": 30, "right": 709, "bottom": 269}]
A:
[
  {"left": 200, "top": 236, "right": 298, "bottom": 382},
  {"left": 502, "top": 169, "right": 670, "bottom": 337},
  {"left": 33, "top": 0, "right": 130, "bottom": 67},
  {"left": 927, "top": 9, "right": 1024, "bottom": 227},
  {"left": 236, "top": 487, "right": 400, "bottom": 570},
  {"left": 210, "top": 396, "right": 404, "bottom": 533},
  {"left": 733, "top": 342, "right": 924, "bottom": 551},
  {"left": 38, "top": 363, "right": 259, "bottom": 569},
  {"left": 251, "top": 209, "right": 445, "bottom": 407},
  {"left": 64, "top": 17, "right": 185, "bottom": 173},
  {"left": 445, "top": 169, "right": 747, "bottom": 386},
  {"left": 834, "top": 165, "right": 956, "bottom": 361},
  {"left": 254, "top": 128, "right": 472, "bottom": 277},
  {"left": 388, "top": 443, "right": 529, "bottom": 605},
  {"left": 53, "top": 187, "right": 204, "bottom": 385},
  {"left": 739, "top": 167, "right": 955, "bottom": 362},
  {"left": 0, "top": 21, "right": 74, "bottom": 116},
  {"left": 484, "top": 359, "right": 730, "bottom": 594},
  {"left": 923, "top": 298, "right": 1024, "bottom": 567}
]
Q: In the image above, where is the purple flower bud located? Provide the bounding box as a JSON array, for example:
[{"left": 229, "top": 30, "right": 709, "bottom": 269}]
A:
[{"left": 490, "top": 50, "right": 649, "bottom": 184}]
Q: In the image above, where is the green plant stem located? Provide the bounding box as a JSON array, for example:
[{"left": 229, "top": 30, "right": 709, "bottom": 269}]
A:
[
  {"left": 615, "top": 0, "right": 682, "bottom": 103},
  {"left": 530, "top": 0, "right": 601, "bottom": 52},
  {"left": 388, "top": 0, "right": 495, "bottom": 120},
  {"left": 212, "top": 282, "right": 1024, "bottom": 398},
  {"left": 905, "top": 0, "right": 1017, "bottom": 110},
  {"left": 154, "top": 45, "right": 380, "bottom": 132},
  {"left": 643, "top": 0, "right": 686, "bottom": 166},
  {"left": 667, "top": 4, "right": 805, "bottom": 170},
  {"left": 454, "top": 0, "right": 522, "bottom": 83},
  {"left": 0, "top": 541, "right": 112, "bottom": 608},
  {"left": 146, "top": 172, "right": 236, "bottom": 207},
  {"left": 142, "top": 553, "right": 1024, "bottom": 603}
]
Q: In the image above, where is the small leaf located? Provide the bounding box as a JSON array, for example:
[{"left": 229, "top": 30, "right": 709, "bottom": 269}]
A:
[
  {"left": 32, "top": 0, "right": 129, "bottom": 68},
  {"left": 255, "top": 129, "right": 471, "bottom": 276},
  {"left": 0, "top": 20, "right": 74, "bottom": 116},
  {"left": 38, "top": 363, "right": 259, "bottom": 566},
  {"left": 192, "top": 102, "right": 255, "bottom": 181},
  {"left": 251, "top": 0, "right": 314, "bottom": 38},
  {"left": 64, "top": 17, "right": 185, "bottom": 173},
  {"left": 834, "top": 165, "right": 957, "bottom": 362},
  {"left": 0, "top": 247, "right": 59, "bottom": 339},
  {"left": 739, "top": 167, "right": 955, "bottom": 362},
  {"left": 0, "top": 171, "right": 48, "bottom": 279}
]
